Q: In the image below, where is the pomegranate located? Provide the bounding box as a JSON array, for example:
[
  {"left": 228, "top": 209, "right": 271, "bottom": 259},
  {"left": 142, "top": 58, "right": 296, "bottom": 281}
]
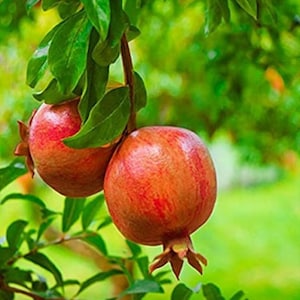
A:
[
  {"left": 14, "top": 98, "right": 116, "bottom": 197},
  {"left": 104, "top": 126, "right": 217, "bottom": 278}
]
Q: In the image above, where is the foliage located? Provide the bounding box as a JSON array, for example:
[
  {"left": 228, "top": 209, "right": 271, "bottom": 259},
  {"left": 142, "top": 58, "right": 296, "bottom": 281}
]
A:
[{"left": 0, "top": 0, "right": 299, "bottom": 299}]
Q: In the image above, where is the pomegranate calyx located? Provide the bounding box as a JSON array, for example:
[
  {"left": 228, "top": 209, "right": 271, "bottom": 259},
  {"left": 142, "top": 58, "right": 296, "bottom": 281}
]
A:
[
  {"left": 14, "top": 117, "right": 35, "bottom": 177},
  {"left": 149, "top": 236, "right": 207, "bottom": 279}
]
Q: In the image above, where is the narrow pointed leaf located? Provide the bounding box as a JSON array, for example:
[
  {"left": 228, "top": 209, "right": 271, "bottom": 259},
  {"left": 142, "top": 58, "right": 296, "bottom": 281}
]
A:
[
  {"left": 126, "top": 240, "right": 141, "bottom": 258},
  {"left": 26, "top": 0, "right": 40, "bottom": 12},
  {"left": 58, "top": 0, "right": 81, "bottom": 19},
  {"left": 202, "top": 283, "right": 226, "bottom": 300},
  {"left": 81, "top": 194, "right": 105, "bottom": 230},
  {"left": 62, "top": 197, "right": 86, "bottom": 232},
  {"left": 24, "top": 252, "right": 63, "bottom": 287},
  {"left": 133, "top": 71, "right": 147, "bottom": 112},
  {"left": 81, "top": 0, "right": 110, "bottom": 41},
  {"left": 48, "top": 10, "right": 92, "bottom": 94},
  {"left": 0, "top": 247, "right": 15, "bottom": 267},
  {"left": 171, "top": 283, "right": 193, "bottom": 300},
  {"left": 4, "top": 267, "right": 32, "bottom": 287},
  {"left": 204, "top": 0, "right": 222, "bottom": 35},
  {"left": 26, "top": 22, "right": 61, "bottom": 88},
  {"left": 219, "top": 0, "right": 231, "bottom": 23},
  {"left": 6, "top": 220, "right": 28, "bottom": 250},
  {"left": 0, "top": 159, "right": 27, "bottom": 192},
  {"left": 230, "top": 290, "right": 245, "bottom": 300},
  {"left": 42, "top": 0, "right": 60, "bottom": 10},
  {"left": 1, "top": 193, "right": 46, "bottom": 208},
  {"left": 77, "top": 269, "right": 123, "bottom": 296},
  {"left": 64, "top": 86, "right": 130, "bottom": 149},
  {"left": 235, "top": 0, "right": 257, "bottom": 19},
  {"left": 79, "top": 29, "right": 109, "bottom": 122},
  {"left": 81, "top": 232, "right": 107, "bottom": 255}
]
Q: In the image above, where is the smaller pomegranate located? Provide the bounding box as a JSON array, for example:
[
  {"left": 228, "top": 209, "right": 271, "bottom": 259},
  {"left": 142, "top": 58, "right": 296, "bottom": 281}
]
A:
[
  {"left": 104, "top": 126, "right": 217, "bottom": 278},
  {"left": 14, "top": 98, "right": 116, "bottom": 197}
]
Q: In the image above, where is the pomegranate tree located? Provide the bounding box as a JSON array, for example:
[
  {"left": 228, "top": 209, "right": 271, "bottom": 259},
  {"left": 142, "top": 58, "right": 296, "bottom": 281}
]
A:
[
  {"left": 14, "top": 98, "right": 116, "bottom": 197},
  {"left": 104, "top": 126, "right": 217, "bottom": 278}
]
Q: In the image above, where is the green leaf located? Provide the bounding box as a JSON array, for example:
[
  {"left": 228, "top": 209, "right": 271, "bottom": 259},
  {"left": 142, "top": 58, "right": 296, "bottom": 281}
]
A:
[
  {"left": 26, "top": 21, "right": 61, "bottom": 88},
  {"left": 97, "top": 216, "right": 112, "bottom": 230},
  {"left": 1, "top": 193, "right": 46, "bottom": 208},
  {"left": 62, "top": 197, "right": 86, "bottom": 232},
  {"left": 230, "top": 290, "right": 245, "bottom": 300},
  {"left": 48, "top": 10, "right": 92, "bottom": 94},
  {"left": 136, "top": 256, "right": 149, "bottom": 279},
  {"left": 202, "top": 283, "right": 226, "bottom": 300},
  {"left": 6, "top": 220, "right": 28, "bottom": 250},
  {"left": 235, "top": 0, "right": 257, "bottom": 19},
  {"left": 36, "top": 218, "right": 55, "bottom": 242},
  {"left": 219, "top": 0, "right": 231, "bottom": 23},
  {"left": 33, "top": 78, "right": 78, "bottom": 103},
  {"left": 4, "top": 267, "right": 32, "bottom": 287},
  {"left": 133, "top": 71, "right": 147, "bottom": 112},
  {"left": 79, "top": 29, "right": 109, "bottom": 122},
  {"left": 81, "top": 232, "right": 107, "bottom": 255},
  {"left": 171, "top": 283, "right": 194, "bottom": 300},
  {"left": 81, "top": 0, "right": 110, "bottom": 41},
  {"left": 77, "top": 269, "right": 123, "bottom": 296},
  {"left": 92, "top": 0, "right": 129, "bottom": 66},
  {"left": 204, "top": 0, "right": 223, "bottom": 35},
  {"left": 0, "top": 159, "right": 27, "bottom": 192},
  {"left": 42, "top": 0, "right": 60, "bottom": 10},
  {"left": 57, "top": 0, "right": 81, "bottom": 19},
  {"left": 119, "top": 279, "right": 164, "bottom": 297},
  {"left": 64, "top": 86, "right": 130, "bottom": 148},
  {"left": 124, "top": 0, "right": 141, "bottom": 25},
  {"left": 0, "top": 290, "right": 14, "bottom": 300},
  {"left": 257, "top": 0, "right": 276, "bottom": 25},
  {"left": 26, "top": 0, "right": 40, "bottom": 12},
  {"left": 126, "top": 25, "right": 141, "bottom": 42},
  {"left": 81, "top": 194, "right": 105, "bottom": 230},
  {"left": 126, "top": 240, "right": 141, "bottom": 258},
  {"left": 0, "top": 247, "right": 15, "bottom": 267},
  {"left": 24, "top": 252, "right": 63, "bottom": 286}
]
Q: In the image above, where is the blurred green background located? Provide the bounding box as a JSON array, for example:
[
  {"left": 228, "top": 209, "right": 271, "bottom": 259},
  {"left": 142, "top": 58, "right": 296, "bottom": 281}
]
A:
[{"left": 0, "top": 1, "right": 300, "bottom": 299}]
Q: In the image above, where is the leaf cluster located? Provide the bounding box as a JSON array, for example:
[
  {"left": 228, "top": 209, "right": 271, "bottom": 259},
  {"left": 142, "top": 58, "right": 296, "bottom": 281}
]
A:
[
  {"left": 25, "top": 0, "right": 147, "bottom": 149},
  {"left": 0, "top": 160, "right": 247, "bottom": 299}
]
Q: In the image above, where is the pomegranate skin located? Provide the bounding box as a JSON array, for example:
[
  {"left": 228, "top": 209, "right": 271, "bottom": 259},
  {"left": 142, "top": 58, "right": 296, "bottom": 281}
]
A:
[
  {"left": 27, "top": 99, "right": 115, "bottom": 197},
  {"left": 104, "top": 126, "right": 217, "bottom": 246}
]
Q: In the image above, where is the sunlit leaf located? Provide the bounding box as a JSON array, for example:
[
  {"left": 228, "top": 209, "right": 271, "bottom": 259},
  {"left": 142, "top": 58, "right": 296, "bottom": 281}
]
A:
[
  {"left": 126, "top": 240, "right": 141, "bottom": 258},
  {"left": 202, "top": 283, "right": 225, "bottom": 300},
  {"left": 24, "top": 252, "right": 63, "bottom": 286},
  {"left": 81, "top": 232, "right": 107, "bottom": 255},
  {"left": 26, "top": 21, "right": 61, "bottom": 88},
  {"left": 76, "top": 269, "right": 123, "bottom": 296},
  {"left": 81, "top": 194, "right": 105, "bottom": 230},
  {"left": 171, "top": 283, "right": 193, "bottom": 300},
  {"left": 136, "top": 256, "right": 149, "bottom": 279},
  {"left": 92, "top": 0, "right": 129, "bottom": 66},
  {"left": 81, "top": 0, "right": 110, "bottom": 41},
  {"left": 97, "top": 216, "right": 112, "bottom": 230},
  {"left": 48, "top": 10, "right": 92, "bottom": 94},
  {"left": 6, "top": 220, "right": 28, "bottom": 250},
  {"left": 79, "top": 29, "right": 109, "bottom": 122},
  {"left": 126, "top": 25, "right": 141, "bottom": 41},
  {"left": 36, "top": 218, "right": 55, "bottom": 242},
  {"left": 64, "top": 86, "right": 130, "bottom": 148},
  {"left": 0, "top": 159, "right": 27, "bottom": 192},
  {"left": 205, "top": 0, "right": 221, "bottom": 35},
  {"left": 235, "top": 0, "right": 257, "bottom": 19},
  {"left": 133, "top": 71, "right": 147, "bottom": 112},
  {"left": 62, "top": 197, "right": 86, "bottom": 232},
  {"left": 1, "top": 193, "right": 46, "bottom": 208}
]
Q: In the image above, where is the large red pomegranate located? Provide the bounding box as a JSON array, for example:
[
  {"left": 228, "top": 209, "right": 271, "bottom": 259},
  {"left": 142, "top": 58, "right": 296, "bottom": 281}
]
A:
[
  {"left": 104, "top": 126, "right": 217, "bottom": 278},
  {"left": 14, "top": 98, "right": 116, "bottom": 197}
]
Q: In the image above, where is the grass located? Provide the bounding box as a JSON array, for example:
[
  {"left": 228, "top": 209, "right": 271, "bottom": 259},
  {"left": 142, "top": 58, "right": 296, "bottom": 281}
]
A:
[{"left": 0, "top": 170, "right": 299, "bottom": 299}]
